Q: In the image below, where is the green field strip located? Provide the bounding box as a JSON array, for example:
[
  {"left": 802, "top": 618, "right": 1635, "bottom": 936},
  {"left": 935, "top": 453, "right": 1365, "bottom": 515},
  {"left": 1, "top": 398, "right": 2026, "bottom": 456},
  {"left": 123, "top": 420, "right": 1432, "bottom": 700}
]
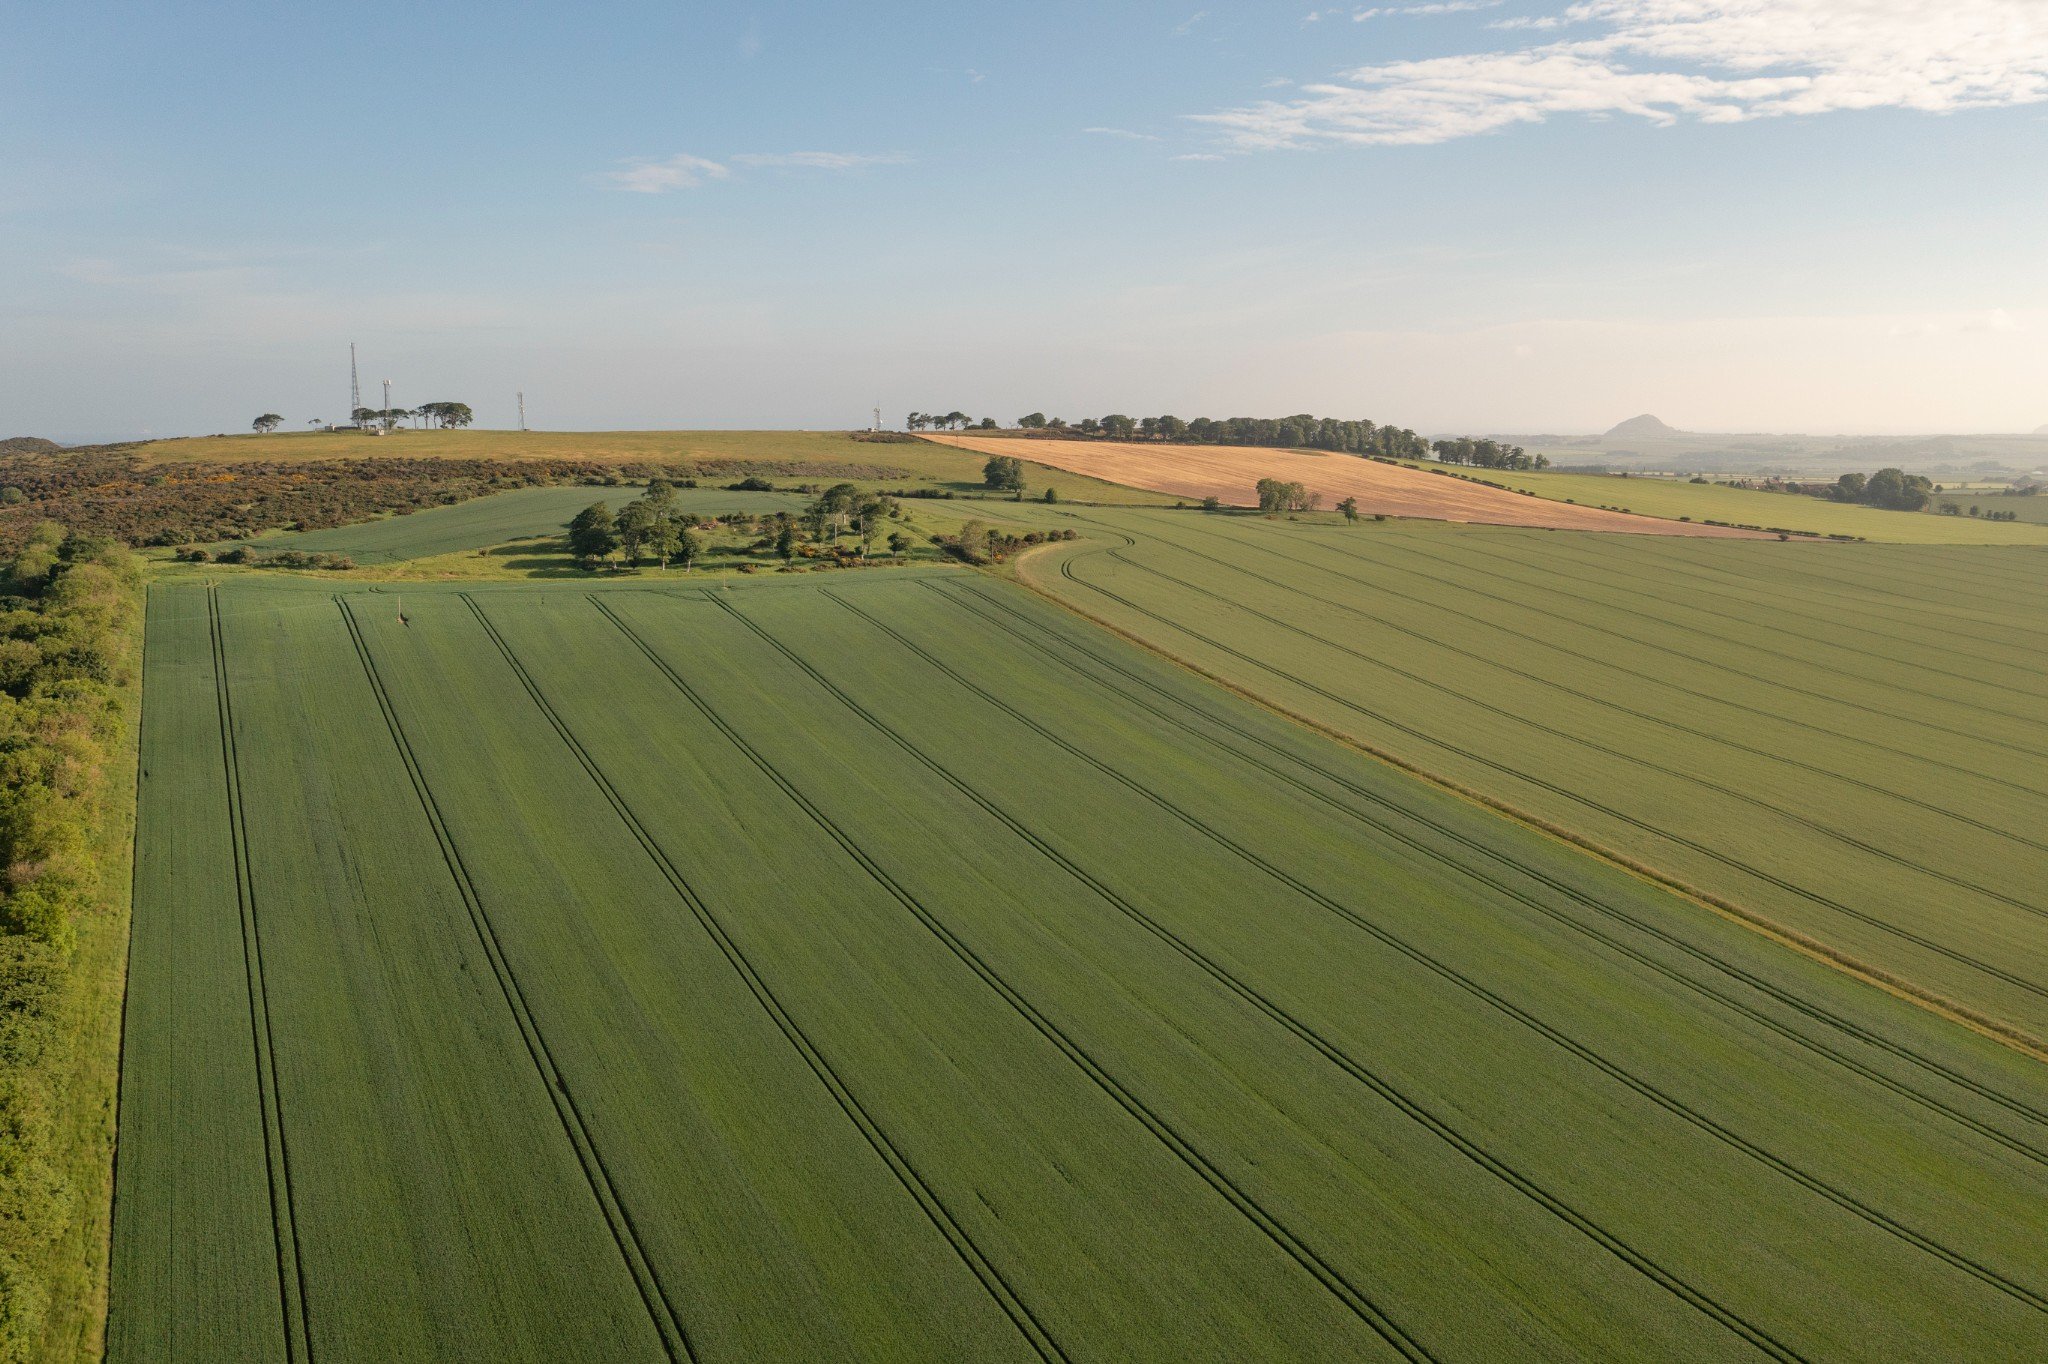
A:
[
  {"left": 699, "top": 589, "right": 1818, "bottom": 1361},
  {"left": 1119, "top": 517, "right": 2047, "bottom": 856},
  {"left": 808, "top": 586, "right": 2048, "bottom": 1323},
  {"left": 1040, "top": 532, "right": 2048, "bottom": 1040},
  {"left": 1425, "top": 532, "right": 2048, "bottom": 704},
  {"left": 602, "top": 589, "right": 1770, "bottom": 1362},
  {"left": 440, "top": 593, "right": 1062, "bottom": 1363},
  {"left": 1147, "top": 515, "right": 2048, "bottom": 809},
  {"left": 206, "top": 587, "right": 315, "bottom": 1364},
  {"left": 553, "top": 592, "right": 1433, "bottom": 1363},
  {"left": 1148, "top": 515, "right": 2048, "bottom": 753},
  {"left": 1262, "top": 521, "right": 2048, "bottom": 749},
  {"left": 1350, "top": 528, "right": 2048, "bottom": 720},
  {"left": 334, "top": 597, "right": 695, "bottom": 1363},
  {"left": 466, "top": 594, "right": 1408, "bottom": 1362},
  {"left": 932, "top": 579, "right": 2048, "bottom": 1158},
  {"left": 106, "top": 586, "right": 290, "bottom": 1364},
  {"left": 205, "top": 591, "right": 669, "bottom": 1360},
  {"left": 693, "top": 582, "right": 2048, "bottom": 1359},
  {"left": 1085, "top": 536, "right": 2048, "bottom": 933},
  {"left": 1511, "top": 534, "right": 2048, "bottom": 652}
]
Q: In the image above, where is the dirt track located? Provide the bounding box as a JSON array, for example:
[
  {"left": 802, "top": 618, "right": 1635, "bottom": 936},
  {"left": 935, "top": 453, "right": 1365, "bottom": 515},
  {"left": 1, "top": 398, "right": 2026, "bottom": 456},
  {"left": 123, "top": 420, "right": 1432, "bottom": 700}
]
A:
[{"left": 926, "top": 435, "right": 1770, "bottom": 539}]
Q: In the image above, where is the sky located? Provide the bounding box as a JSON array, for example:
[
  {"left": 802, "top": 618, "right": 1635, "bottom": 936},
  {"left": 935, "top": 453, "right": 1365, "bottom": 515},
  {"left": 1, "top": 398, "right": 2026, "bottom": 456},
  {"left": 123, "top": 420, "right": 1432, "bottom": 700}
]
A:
[{"left": 4, "top": 0, "right": 2047, "bottom": 439}]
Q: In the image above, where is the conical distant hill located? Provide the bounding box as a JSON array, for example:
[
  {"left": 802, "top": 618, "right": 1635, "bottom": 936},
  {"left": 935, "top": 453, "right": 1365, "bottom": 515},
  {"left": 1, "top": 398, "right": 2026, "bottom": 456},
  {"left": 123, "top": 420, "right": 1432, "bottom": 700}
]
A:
[{"left": 1603, "top": 414, "right": 1680, "bottom": 439}]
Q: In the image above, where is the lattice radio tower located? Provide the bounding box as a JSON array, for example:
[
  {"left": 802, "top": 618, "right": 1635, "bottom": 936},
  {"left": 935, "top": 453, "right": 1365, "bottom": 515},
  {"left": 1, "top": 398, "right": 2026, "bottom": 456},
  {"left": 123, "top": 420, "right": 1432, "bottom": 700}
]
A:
[
  {"left": 349, "top": 343, "right": 362, "bottom": 426},
  {"left": 518, "top": 390, "right": 527, "bottom": 431}
]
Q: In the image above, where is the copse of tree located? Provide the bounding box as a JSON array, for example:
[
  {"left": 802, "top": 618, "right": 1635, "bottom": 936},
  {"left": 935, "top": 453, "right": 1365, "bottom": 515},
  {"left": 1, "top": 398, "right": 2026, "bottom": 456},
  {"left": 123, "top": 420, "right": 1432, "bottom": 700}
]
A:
[
  {"left": 252, "top": 413, "right": 283, "bottom": 434},
  {"left": 414, "top": 401, "right": 475, "bottom": 429},
  {"left": 1254, "top": 478, "right": 1318, "bottom": 514},
  {"left": 1017, "top": 412, "right": 1048, "bottom": 429},
  {"left": 906, "top": 411, "right": 974, "bottom": 432},
  {"left": 1430, "top": 437, "right": 1549, "bottom": 471},
  {"left": 983, "top": 455, "right": 1026, "bottom": 492},
  {"left": 1829, "top": 467, "right": 1932, "bottom": 511}
]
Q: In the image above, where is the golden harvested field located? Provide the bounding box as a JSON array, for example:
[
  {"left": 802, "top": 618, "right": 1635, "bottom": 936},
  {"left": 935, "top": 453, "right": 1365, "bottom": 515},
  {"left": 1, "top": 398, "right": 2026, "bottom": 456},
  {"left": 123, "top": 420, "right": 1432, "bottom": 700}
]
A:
[{"left": 927, "top": 435, "right": 1771, "bottom": 538}]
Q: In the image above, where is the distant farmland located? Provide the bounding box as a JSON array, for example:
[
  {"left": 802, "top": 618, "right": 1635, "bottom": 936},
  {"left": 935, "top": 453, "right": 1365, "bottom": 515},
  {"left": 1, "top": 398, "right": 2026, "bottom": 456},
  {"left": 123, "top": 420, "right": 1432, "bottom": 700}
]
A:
[
  {"left": 1023, "top": 509, "right": 2048, "bottom": 1043},
  {"left": 925, "top": 434, "right": 1770, "bottom": 537},
  {"left": 113, "top": 572, "right": 2048, "bottom": 1360}
]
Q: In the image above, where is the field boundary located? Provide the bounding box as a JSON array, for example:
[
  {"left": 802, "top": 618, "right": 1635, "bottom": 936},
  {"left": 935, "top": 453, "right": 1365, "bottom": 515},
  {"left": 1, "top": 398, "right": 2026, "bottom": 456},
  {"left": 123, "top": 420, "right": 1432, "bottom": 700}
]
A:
[
  {"left": 336, "top": 596, "right": 696, "bottom": 1364},
  {"left": 1006, "top": 542, "right": 2048, "bottom": 1065}
]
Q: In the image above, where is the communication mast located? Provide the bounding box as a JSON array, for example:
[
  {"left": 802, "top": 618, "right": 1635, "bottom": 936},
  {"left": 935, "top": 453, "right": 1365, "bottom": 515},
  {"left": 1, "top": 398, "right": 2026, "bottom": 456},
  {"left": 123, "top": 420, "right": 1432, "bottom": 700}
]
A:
[
  {"left": 349, "top": 343, "right": 361, "bottom": 427},
  {"left": 872, "top": 403, "right": 881, "bottom": 433},
  {"left": 381, "top": 379, "right": 392, "bottom": 431},
  {"left": 517, "top": 390, "right": 527, "bottom": 431}
]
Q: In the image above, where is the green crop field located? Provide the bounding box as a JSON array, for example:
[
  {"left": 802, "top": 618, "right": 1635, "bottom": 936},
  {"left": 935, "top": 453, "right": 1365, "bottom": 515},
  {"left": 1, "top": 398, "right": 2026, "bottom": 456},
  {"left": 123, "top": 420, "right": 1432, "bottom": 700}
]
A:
[
  {"left": 111, "top": 569, "right": 2048, "bottom": 1360},
  {"left": 1928, "top": 494, "right": 2048, "bottom": 525},
  {"left": 1388, "top": 461, "right": 2048, "bottom": 544},
  {"left": 215, "top": 484, "right": 804, "bottom": 563},
  {"left": 1023, "top": 510, "right": 2048, "bottom": 1043}
]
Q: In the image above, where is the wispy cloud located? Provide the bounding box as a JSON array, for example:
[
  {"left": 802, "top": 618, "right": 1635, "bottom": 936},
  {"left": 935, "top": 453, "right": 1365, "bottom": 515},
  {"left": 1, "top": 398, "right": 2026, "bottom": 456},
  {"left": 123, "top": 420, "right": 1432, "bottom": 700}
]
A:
[
  {"left": 1084, "top": 126, "right": 1162, "bottom": 141},
  {"left": 1175, "top": 10, "right": 1209, "bottom": 34},
  {"left": 1353, "top": 1, "right": 1503, "bottom": 19},
  {"left": 602, "top": 151, "right": 908, "bottom": 192},
  {"left": 729, "top": 151, "right": 911, "bottom": 170},
  {"left": 1200, "top": 1, "right": 2048, "bottom": 149},
  {"left": 603, "top": 154, "right": 731, "bottom": 193}
]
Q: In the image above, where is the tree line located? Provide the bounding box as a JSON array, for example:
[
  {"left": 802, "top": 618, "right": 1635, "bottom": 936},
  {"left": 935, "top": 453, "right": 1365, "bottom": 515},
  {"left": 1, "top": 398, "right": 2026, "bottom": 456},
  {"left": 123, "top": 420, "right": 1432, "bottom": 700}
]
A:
[
  {"left": 1003, "top": 411, "right": 1428, "bottom": 459},
  {"left": 1429, "top": 437, "right": 1550, "bottom": 471},
  {"left": 251, "top": 402, "right": 474, "bottom": 434},
  {"left": 0, "top": 524, "right": 140, "bottom": 1354}
]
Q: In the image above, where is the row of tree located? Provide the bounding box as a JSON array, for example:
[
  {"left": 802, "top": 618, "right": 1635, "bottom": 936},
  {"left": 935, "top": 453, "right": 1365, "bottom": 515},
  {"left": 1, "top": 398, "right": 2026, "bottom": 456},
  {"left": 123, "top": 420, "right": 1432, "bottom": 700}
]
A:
[
  {"left": 1429, "top": 437, "right": 1550, "bottom": 471},
  {"left": 906, "top": 412, "right": 993, "bottom": 431},
  {"left": 1008, "top": 412, "right": 1429, "bottom": 459},
  {"left": 250, "top": 403, "right": 475, "bottom": 434}
]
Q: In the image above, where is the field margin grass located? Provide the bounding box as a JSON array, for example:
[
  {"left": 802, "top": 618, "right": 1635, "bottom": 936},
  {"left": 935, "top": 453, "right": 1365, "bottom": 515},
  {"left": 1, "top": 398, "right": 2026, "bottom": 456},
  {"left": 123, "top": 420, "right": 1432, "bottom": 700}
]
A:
[{"left": 35, "top": 579, "right": 144, "bottom": 1364}]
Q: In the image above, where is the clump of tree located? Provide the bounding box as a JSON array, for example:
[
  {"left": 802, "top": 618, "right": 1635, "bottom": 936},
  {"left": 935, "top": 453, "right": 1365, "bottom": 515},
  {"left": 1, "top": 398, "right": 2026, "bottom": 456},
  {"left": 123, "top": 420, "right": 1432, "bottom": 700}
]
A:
[
  {"left": 932, "top": 521, "right": 1079, "bottom": 565},
  {"left": 413, "top": 402, "right": 474, "bottom": 429},
  {"left": 982, "top": 456, "right": 1026, "bottom": 492},
  {"left": 0, "top": 524, "right": 140, "bottom": 1355},
  {"left": 906, "top": 411, "right": 973, "bottom": 431},
  {"left": 1430, "top": 437, "right": 1549, "bottom": 471},
  {"left": 1827, "top": 468, "right": 1933, "bottom": 511},
  {"left": 1255, "top": 478, "right": 1319, "bottom": 514},
  {"left": 251, "top": 413, "right": 283, "bottom": 434}
]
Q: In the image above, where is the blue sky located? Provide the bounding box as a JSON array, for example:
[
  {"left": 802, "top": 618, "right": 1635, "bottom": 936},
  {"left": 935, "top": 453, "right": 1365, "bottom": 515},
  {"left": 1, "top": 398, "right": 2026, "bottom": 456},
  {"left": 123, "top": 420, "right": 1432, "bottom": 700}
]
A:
[{"left": 4, "top": 1, "right": 2046, "bottom": 438}]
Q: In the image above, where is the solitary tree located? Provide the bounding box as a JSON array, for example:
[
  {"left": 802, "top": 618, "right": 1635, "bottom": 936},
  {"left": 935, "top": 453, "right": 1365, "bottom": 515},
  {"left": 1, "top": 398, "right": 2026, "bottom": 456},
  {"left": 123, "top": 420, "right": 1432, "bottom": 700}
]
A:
[
  {"left": 983, "top": 455, "right": 1025, "bottom": 491},
  {"left": 252, "top": 413, "right": 283, "bottom": 433},
  {"left": 1017, "top": 412, "right": 1047, "bottom": 429},
  {"left": 568, "top": 502, "right": 619, "bottom": 567},
  {"left": 1338, "top": 496, "right": 1359, "bottom": 523}
]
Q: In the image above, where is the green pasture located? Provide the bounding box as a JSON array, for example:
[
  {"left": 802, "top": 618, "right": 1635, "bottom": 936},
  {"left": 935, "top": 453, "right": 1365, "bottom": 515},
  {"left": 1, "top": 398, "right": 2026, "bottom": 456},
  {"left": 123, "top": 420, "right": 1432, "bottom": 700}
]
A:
[
  {"left": 1026, "top": 509, "right": 2048, "bottom": 1041},
  {"left": 111, "top": 569, "right": 2048, "bottom": 1360},
  {"left": 1390, "top": 461, "right": 2048, "bottom": 544}
]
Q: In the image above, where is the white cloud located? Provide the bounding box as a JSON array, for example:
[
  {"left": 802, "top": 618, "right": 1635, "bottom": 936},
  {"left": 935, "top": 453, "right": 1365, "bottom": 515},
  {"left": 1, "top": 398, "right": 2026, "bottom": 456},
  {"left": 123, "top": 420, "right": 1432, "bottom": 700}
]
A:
[
  {"left": 1198, "top": 0, "right": 2048, "bottom": 148},
  {"left": 1084, "top": 127, "right": 1162, "bottom": 141},
  {"left": 1354, "top": 1, "right": 1503, "bottom": 19},
  {"left": 602, "top": 151, "right": 908, "bottom": 192},
  {"left": 729, "top": 151, "right": 910, "bottom": 170},
  {"left": 1175, "top": 11, "right": 1209, "bottom": 35},
  {"left": 603, "top": 154, "right": 731, "bottom": 193}
]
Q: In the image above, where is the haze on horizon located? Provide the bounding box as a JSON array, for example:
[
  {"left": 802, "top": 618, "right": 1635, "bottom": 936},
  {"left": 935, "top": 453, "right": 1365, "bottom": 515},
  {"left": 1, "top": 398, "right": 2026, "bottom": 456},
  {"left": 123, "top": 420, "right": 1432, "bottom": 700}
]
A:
[{"left": 4, "top": 1, "right": 2045, "bottom": 440}]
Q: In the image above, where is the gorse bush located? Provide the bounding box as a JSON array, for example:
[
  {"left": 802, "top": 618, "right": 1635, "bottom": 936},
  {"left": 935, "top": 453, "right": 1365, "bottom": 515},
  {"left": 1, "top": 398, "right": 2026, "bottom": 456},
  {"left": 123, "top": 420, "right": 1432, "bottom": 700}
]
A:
[{"left": 0, "top": 524, "right": 139, "bottom": 1359}]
